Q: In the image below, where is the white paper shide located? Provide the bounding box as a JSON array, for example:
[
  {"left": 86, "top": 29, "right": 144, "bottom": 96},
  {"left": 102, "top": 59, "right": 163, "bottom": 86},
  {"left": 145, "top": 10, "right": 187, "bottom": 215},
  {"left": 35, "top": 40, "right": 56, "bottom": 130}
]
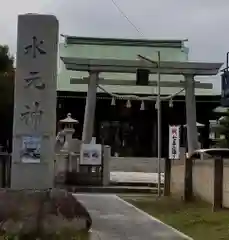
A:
[{"left": 169, "top": 125, "right": 180, "bottom": 160}]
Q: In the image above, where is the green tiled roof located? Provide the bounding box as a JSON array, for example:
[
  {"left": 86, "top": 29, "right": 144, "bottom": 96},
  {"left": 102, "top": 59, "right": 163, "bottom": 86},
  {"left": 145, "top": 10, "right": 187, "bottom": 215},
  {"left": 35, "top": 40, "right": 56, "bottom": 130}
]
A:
[
  {"left": 57, "top": 36, "right": 214, "bottom": 96},
  {"left": 64, "top": 35, "right": 187, "bottom": 48}
]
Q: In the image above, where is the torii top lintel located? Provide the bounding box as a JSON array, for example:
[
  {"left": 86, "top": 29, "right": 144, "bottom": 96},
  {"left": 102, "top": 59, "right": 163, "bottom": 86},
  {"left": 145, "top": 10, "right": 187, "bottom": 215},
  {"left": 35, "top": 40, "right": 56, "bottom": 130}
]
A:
[{"left": 61, "top": 57, "right": 223, "bottom": 76}]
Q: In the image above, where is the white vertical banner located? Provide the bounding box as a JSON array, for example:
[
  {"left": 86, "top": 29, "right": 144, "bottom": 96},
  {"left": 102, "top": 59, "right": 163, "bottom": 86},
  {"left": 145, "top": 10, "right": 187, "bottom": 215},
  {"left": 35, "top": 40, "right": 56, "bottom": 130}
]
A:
[{"left": 169, "top": 125, "right": 180, "bottom": 160}]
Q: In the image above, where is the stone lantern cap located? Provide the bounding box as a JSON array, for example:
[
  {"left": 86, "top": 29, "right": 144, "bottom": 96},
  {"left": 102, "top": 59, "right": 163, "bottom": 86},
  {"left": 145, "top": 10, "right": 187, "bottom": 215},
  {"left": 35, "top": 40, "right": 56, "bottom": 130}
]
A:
[{"left": 59, "top": 113, "right": 79, "bottom": 126}]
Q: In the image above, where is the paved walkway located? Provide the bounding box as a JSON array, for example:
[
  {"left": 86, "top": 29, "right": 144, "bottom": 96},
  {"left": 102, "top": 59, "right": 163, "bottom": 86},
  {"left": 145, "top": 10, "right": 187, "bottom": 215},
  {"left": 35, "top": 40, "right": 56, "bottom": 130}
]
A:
[
  {"left": 74, "top": 194, "right": 192, "bottom": 240},
  {"left": 110, "top": 171, "right": 164, "bottom": 184}
]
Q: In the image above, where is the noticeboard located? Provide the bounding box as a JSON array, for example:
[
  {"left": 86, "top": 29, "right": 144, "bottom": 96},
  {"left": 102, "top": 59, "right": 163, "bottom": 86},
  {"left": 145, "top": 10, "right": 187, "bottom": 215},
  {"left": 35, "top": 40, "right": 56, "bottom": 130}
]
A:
[
  {"left": 21, "top": 136, "right": 41, "bottom": 163},
  {"left": 80, "top": 144, "right": 102, "bottom": 165}
]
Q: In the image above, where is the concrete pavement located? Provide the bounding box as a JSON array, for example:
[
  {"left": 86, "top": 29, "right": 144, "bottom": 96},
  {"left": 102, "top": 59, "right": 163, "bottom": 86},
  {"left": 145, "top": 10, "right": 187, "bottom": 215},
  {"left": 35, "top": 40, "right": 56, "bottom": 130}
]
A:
[{"left": 74, "top": 193, "right": 192, "bottom": 240}]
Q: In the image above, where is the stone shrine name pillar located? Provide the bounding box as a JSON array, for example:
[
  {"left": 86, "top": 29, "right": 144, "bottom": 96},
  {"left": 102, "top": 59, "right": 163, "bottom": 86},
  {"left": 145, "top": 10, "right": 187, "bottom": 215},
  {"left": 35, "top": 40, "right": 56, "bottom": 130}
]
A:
[
  {"left": 184, "top": 74, "right": 199, "bottom": 156},
  {"left": 11, "top": 14, "right": 59, "bottom": 189}
]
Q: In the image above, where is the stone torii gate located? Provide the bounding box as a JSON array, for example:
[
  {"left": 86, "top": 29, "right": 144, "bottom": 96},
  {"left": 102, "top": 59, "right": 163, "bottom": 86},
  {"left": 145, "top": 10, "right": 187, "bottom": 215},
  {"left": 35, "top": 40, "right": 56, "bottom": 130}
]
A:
[{"left": 61, "top": 57, "right": 222, "bottom": 156}]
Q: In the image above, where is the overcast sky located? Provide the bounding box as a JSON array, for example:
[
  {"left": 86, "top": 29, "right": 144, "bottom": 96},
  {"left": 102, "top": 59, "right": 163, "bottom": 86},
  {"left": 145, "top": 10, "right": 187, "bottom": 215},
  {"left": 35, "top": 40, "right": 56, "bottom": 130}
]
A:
[{"left": 0, "top": 0, "right": 228, "bottom": 92}]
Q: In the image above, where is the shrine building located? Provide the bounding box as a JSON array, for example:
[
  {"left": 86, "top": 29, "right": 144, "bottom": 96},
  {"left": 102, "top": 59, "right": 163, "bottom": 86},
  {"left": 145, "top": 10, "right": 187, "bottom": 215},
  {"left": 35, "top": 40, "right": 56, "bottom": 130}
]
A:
[{"left": 57, "top": 36, "right": 222, "bottom": 157}]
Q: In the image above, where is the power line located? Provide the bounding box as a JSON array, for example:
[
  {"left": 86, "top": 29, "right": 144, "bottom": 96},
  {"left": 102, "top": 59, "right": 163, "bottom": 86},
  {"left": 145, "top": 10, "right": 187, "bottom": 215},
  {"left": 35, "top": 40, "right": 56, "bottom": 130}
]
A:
[{"left": 110, "top": 0, "right": 144, "bottom": 37}]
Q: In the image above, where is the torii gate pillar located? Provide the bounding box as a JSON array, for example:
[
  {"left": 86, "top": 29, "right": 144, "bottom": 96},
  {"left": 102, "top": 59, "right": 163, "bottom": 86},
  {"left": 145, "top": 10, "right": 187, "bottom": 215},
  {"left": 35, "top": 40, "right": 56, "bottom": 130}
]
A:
[
  {"left": 82, "top": 71, "right": 98, "bottom": 143},
  {"left": 185, "top": 74, "right": 199, "bottom": 156}
]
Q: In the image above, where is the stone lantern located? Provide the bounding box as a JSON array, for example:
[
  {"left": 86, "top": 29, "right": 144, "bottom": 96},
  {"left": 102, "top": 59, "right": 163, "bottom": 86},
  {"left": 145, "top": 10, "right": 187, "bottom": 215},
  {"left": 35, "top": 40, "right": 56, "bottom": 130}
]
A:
[{"left": 59, "top": 113, "right": 78, "bottom": 153}]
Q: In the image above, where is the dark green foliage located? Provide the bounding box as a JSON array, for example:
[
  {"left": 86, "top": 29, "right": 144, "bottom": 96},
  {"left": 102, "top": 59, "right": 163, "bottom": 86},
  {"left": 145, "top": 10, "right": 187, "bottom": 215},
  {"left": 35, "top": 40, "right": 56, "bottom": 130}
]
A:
[
  {"left": 0, "top": 44, "right": 14, "bottom": 149},
  {"left": 0, "top": 45, "right": 14, "bottom": 73},
  {"left": 215, "top": 111, "right": 229, "bottom": 147}
]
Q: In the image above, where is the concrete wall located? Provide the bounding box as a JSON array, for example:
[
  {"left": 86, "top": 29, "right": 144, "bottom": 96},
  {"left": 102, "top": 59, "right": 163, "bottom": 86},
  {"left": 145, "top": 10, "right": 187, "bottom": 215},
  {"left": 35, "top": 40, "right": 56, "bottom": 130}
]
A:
[
  {"left": 223, "top": 163, "right": 229, "bottom": 208},
  {"left": 170, "top": 159, "right": 229, "bottom": 208},
  {"left": 192, "top": 160, "right": 214, "bottom": 203},
  {"left": 54, "top": 154, "right": 164, "bottom": 183},
  {"left": 170, "top": 161, "right": 185, "bottom": 197},
  {"left": 109, "top": 157, "right": 164, "bottom": 173},
  {"left": 170, "top": 160, "right": 214, "bottom": 202}
]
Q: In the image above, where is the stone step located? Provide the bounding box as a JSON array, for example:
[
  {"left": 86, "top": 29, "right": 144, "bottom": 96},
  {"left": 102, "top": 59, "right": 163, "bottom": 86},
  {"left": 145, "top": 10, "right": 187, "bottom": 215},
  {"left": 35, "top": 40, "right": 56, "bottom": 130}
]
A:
[
  {"left": 110, "top": 181, "right": 164, "bottom": 187},
  {"left": 59, "top": 185, "right": 162, "bottom": 194}
]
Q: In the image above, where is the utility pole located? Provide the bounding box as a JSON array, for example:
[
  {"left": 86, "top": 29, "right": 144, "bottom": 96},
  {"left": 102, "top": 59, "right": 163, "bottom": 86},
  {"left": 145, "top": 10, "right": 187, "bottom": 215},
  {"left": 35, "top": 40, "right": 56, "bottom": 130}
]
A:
[
  {"left": 157, "top": 51, "right": 162, "bottom": 197},
  {"left": 137, "top": 52, "right": 162, "bottom": 197}
]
